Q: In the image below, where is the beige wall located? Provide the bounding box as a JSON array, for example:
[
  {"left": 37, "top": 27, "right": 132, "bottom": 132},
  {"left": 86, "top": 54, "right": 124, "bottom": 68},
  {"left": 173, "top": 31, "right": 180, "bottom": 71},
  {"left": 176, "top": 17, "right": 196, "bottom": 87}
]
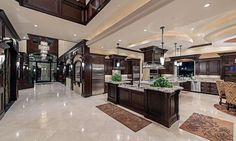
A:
[
  {"left": 58, "top": 40, "right": 77, "bottom": 57},
  {"left": 19, "top": 40, "right": 27, "bottom": 53}
]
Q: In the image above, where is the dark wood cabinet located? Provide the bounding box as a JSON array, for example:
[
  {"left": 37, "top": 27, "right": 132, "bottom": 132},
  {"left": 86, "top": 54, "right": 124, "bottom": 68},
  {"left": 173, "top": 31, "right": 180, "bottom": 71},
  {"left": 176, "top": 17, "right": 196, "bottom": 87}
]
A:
[
  {"left": 179, "top": 81, "right": 191, "bottom": 91},
  {"left": 196, "top": 59, "right": 220, "bottom": 75},
  {"left": 160, "top": 61, "right": 174, "bottom": 74},
  {"left": 197, "top": 61, "right": 207, "bottom": 75},
  {"left": 105, "top": 59, "right": 112, "bottom": 75},
  {"left": 0, "top": 88, "right": 4, "bottom": 119},
  {"left": 118, "top": 87, "right": 145, "bottom": 114},
  {"left": 208, "top": 60, "right": 221, "bottom": 75},
  {"left": 219, "top": 53, "right": 236, "bottom": 82},
  {"left": 145, "top": 89, "right": 180, "bottom": 128},
  {"left": 119, "top": 88, "right": 131, "bottom": 106},
  {"left": 201, "top": 82, "right": 218, "bottom": 95},
  {"left": 107, "top": 83, "right": 119, "bottom": 104},
  {"left": 131, "top": 91, "right": 145, "bottom": 112}
]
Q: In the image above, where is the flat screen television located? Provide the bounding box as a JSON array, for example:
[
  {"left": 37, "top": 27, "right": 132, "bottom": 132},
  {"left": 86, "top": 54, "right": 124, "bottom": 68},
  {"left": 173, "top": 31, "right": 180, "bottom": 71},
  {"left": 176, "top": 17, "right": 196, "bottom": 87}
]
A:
[{"left": 178, "top": 61, "right": 194, "bottom": 77}]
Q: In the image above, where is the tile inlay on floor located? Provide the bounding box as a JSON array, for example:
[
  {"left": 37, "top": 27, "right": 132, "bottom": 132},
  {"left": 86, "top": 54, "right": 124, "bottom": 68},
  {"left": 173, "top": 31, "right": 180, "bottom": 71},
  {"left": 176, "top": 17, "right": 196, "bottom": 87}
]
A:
[{"left": 0, "top": 83, "right": 235, "bottom": 141}]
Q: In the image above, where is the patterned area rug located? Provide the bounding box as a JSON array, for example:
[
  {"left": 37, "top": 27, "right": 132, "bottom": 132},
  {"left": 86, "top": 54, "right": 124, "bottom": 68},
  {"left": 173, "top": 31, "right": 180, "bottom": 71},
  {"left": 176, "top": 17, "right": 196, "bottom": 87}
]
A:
[
  {"left": 214, "top": 104, "right": 236, "bottom": 117},
  {"left": 96, "top": 103, "right": 151, "bottom": 132},
  {"left": 180, "top": 113, "right": 233, "bottom": 141}
]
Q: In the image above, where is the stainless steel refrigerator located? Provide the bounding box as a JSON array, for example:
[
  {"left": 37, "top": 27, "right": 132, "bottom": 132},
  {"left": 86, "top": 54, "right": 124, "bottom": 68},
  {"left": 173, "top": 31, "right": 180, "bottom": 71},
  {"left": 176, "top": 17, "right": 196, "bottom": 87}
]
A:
[{"left": 92, "top": 64, "right": 105, "bottom": 95}]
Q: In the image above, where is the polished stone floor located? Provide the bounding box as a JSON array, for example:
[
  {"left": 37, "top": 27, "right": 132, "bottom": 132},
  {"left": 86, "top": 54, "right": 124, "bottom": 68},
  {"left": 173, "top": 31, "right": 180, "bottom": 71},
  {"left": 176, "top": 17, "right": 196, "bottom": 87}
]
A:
[{"left": 0, "top": 83, "right": 235, "bottom": 141}]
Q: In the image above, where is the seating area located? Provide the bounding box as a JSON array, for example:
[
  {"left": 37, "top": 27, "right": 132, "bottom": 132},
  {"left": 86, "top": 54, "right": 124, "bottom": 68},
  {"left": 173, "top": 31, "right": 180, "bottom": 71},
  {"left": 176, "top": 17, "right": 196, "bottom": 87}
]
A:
[{"left": 216, "top": 80, "right": 236, "bottom": 111}]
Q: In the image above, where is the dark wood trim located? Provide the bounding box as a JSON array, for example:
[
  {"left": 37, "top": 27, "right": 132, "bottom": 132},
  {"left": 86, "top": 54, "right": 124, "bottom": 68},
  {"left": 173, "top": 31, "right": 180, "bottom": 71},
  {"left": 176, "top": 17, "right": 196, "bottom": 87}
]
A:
[
  {"left": 116, "top": 47, "right": 143, "bottom": 53},
  {"left": 84, "top": 0, "right": 111, "bottom": 25},
  {"left": 0, "top": 9, "right": 20, "bottom": 40},
  {"left": 16, "top": 0, "right": 111, "bottom": 26},
  {"left": 188, "top": 43, "right": 212, "bottom": 49},
  {"left": 170, "top": 54, "right": 201, "bottom": 61}
]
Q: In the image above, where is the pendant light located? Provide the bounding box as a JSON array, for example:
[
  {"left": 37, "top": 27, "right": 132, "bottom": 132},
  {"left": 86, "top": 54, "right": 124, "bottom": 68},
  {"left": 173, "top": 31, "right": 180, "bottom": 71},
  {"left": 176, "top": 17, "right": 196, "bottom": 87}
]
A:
[
  {"left": 174, "top": 43, "right": 183, "bottom": 67},
  {"left": 160, "top": 26, "right": 165, "bottom": 65},
  {"left": 174, "top": 43, "right": 178, "bottom": 66}
]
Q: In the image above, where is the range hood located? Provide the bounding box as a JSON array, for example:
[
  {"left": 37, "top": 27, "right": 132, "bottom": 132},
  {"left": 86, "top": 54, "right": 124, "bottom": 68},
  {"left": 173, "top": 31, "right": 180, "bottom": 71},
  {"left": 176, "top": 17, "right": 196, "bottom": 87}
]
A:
[
  {"left": 140, "top": 46, "right": 168, "bottom": 70},
  {"left": 143, "top": 61, "right": 165, "bottom": 69}
]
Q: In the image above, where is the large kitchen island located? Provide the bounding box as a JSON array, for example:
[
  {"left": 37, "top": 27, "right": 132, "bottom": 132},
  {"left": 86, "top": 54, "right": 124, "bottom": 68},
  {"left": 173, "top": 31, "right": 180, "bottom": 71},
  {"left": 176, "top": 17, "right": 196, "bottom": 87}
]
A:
[{"left": 107, "top": 82, "right": 183, "bottom": 128}]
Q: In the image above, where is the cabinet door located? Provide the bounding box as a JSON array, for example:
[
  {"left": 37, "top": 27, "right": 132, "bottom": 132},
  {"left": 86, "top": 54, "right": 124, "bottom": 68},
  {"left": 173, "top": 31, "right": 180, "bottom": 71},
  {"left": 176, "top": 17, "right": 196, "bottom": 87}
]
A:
[
  {"left": 24, "top": 0, "right": 60, "bottom": 15},
  {"left": 210, "top": 83, "right": 218, "bottom": 95},
  {"left": 105, "top": 59, "right": 112, "bottom": 75},
  {"left": 201, "top": 82, "right": 210, "bottom": 94},
  {"left": 199, "top": 61, "right": 207, "bottom": 75},
  {"left": 131, "top": 91, "right": 144, "bottom": 112},
  {"left": 119, "top": 88, "right": 131, "bottom": 106},
  {"left": 208, "top": 60, "right": 220, "bottom": 75}
]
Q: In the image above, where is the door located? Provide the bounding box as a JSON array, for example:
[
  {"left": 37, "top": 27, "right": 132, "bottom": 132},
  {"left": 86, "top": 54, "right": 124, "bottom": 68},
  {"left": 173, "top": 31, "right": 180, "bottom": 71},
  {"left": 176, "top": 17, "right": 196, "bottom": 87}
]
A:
[{"left": 36, "top": 62, "right": 51, "bottom": 82}]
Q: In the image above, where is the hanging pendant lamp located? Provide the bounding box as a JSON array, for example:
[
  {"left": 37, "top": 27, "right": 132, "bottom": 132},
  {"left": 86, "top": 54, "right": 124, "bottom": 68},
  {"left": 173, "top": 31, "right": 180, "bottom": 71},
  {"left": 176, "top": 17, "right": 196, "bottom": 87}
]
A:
[{"left": 160, "top": 26, "right": 165, "bottom": 65}]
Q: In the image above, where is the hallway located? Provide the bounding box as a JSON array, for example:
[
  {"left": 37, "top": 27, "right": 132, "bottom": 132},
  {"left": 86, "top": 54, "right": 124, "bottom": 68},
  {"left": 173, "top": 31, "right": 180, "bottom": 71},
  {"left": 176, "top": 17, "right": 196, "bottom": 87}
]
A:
[{"left": 0, "top": 83, "right": 235, "bottom": 141}]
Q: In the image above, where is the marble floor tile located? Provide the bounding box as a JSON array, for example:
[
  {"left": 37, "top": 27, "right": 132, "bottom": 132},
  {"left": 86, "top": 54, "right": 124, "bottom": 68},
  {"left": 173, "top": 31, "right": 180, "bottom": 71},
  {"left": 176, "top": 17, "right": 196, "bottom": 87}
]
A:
[{"left": 0, "top": 82, "right": 235, "bottom": 141}]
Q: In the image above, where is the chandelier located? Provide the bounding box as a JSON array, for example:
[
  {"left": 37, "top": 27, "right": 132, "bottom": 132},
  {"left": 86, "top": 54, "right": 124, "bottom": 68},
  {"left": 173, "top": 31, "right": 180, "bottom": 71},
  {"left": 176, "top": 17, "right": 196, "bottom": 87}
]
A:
[{"left": 38, "top": 41, "right": 49, "bottom": 60}]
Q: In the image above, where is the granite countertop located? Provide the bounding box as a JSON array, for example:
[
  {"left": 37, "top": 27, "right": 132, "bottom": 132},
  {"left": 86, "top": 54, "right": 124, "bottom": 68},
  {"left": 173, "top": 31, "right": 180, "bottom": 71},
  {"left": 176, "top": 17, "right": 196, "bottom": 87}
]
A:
[
  {"left": 118, "top": 84, "right": 145, "bottom": 92},
  {"left": 106, "top": 81, "right": 131, "bottom": 84},
  {"left": 146, "top": 86, "right": 183, "bottom": 94},
  {"left": 118, "top": 84, "right": 183, "bottom": 94}
]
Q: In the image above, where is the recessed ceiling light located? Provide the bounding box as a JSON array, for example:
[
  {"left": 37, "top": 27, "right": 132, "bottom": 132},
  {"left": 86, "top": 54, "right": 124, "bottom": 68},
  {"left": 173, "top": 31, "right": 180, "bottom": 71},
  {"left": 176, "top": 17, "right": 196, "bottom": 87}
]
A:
[
  {"left": 23, "top": 36, "right": 26, "bottom": 39},
  {"left": 144, "top": 29, "right": 147, "bottom": 32},
  {"left": 34, "top": 24, "right": 38, "bottom": 27},
  {"left": 118, "top": 40, "right": 122, "bottom": 42},
  {"left": 101, "top": 46, "right": 104, "bottom": 48},
  {"left": 204, "top": 3, "right": 210, "bottom": 8},
  {"left": 73, "top": 34, "right": 77, "bottom": 37},
  {"left": 191, "top": 28, "right": 194, "bottom": 31}
]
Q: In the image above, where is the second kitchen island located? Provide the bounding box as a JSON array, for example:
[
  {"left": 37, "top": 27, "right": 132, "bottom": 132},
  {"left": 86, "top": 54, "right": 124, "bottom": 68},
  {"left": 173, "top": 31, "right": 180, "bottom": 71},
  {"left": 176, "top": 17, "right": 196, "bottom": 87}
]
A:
[{"left": 107, "top": 82, "right": 183, "bottom": 128}]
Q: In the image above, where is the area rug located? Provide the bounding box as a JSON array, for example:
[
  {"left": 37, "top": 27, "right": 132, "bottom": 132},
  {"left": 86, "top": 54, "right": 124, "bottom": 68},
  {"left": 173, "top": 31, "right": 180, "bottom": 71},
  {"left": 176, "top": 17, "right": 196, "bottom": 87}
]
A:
[
  {"left": 96, "top": 103, "right": 151, "bottom": 132},
  {"left": 180, "top": 113, "right": 233, "bottom": 141},
  {"left": 214, "top": 104, "right": 236, "bottom": 117}
]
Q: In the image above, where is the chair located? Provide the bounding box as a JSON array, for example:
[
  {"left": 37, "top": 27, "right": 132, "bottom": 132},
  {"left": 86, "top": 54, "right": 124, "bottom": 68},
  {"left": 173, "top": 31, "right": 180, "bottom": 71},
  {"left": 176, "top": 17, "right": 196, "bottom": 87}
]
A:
[
  {"left": 216, "top": 80, "right": 226, "bottom": 105},
  {"left": 224, "top": 82, "right": 236, "bottom": 110}
]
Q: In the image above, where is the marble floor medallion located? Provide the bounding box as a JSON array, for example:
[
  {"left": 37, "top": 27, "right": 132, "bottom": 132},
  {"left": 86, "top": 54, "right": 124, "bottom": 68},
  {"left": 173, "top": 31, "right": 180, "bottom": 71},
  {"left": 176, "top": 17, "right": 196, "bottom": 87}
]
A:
[
  {"left": 97, "top": 103, "right": 151, "bottom": 132},
  {"left": 180, "top": 113, "right": 234, "bottom": 141}
]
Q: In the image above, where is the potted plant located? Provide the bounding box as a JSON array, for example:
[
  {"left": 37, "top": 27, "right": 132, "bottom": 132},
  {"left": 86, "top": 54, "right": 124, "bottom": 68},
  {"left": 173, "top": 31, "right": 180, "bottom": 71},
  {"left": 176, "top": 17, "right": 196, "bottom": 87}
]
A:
[
  {"left": 111, "top": 73, "right": 122, "bottom": 82},
  {"left": 152, "top": 76, "right": 173, "bottom": 88}
]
